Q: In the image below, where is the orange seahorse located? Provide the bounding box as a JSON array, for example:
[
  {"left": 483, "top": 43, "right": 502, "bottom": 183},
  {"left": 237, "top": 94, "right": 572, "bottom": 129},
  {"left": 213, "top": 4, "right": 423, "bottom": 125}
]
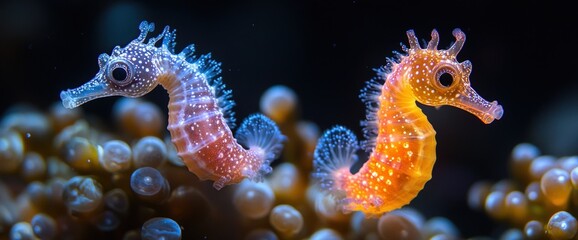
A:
[
  {"left": 313, "top": 29, "right": 503, "bottom": 216},
  {"left": 60, "top": 21, "right": 285, "bottom": 190}
]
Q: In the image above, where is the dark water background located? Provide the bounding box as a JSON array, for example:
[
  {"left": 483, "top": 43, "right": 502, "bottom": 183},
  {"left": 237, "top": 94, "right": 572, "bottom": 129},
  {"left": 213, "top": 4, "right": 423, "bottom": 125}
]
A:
[{"left": 1, "top": 0, "right": 577, "bottom": 237}]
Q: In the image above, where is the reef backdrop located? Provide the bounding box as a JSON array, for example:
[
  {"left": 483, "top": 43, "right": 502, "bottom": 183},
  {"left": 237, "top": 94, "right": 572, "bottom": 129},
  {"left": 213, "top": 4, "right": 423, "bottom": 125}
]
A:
[{"left": 1, "top": 0, "right": 577, "bottom": 238}]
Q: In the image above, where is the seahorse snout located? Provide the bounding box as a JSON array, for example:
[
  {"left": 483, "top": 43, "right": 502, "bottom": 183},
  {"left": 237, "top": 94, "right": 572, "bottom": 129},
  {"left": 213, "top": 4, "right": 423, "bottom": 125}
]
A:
[
  {"left": 60, "top": 90, "right": 75, "bottom": 109},
  {"left": 452, "top": 88, "right": 503, "bottom": 124},
  {"left": 59, "top": 77, "right": 110, "bottom": 109},
  {"left": 488, "top": 101, "right": 503, "bottom": 121}
]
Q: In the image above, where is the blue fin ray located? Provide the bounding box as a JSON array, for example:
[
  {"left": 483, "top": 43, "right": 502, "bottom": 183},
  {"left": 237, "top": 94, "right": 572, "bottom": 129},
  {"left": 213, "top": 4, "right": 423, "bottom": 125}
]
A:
[
  {"left": 235, "top": 114, "right": 285, "bottom": 181},
  {"left": 161, "top": 29, "right": 177, "bottom": 53},
  {"left": 210, "top": 77, "right": 236, "bottom": 128},
  {"left": 359, "top": 71, "right": 385, "bottom": 152},
  {"left": 176, "top": 43, "right": 235, "bottom": 128},
  {"left": 312, "top": 126, "right": 359, "bottom": 192}
]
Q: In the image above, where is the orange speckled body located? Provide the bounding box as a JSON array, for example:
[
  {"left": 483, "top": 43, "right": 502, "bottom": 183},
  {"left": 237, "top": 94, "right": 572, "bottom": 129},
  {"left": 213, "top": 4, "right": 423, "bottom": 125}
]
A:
[
  {"left": 339, "top": 53, "right": 437, "bottom": 214},
  {"left": 313, "top": 29, "right": 503, "bottom": 216}
]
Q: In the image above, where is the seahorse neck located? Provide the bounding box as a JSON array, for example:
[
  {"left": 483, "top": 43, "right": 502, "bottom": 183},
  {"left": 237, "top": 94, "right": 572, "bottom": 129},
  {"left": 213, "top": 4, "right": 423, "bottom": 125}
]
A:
[
  {"left": 156, "top": 72, "right": 180, "bottom": 96},
  {"left": 380, "top": 70, "right": 434, "bottom": 134},
  {"left": 155, "top": 58, "right": 190, "bottom": 96},
  {"left": 154, "top": 57, "right": 230, "bottom": 142},
  {"left": 155, "top": 61, "right": 215, "bottom": 119},
  {"left": 371, "top": 66, "right": 438, "bottom": 179}
]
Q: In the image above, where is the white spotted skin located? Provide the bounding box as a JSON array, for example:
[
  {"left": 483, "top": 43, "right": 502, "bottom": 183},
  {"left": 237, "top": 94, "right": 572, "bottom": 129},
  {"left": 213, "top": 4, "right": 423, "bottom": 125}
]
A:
[
  {"left": 156, "top": 56, "right": 265, "bottom": 190},
  {"left": 60, "top": 21, "right": 282, "bottom": 190}
]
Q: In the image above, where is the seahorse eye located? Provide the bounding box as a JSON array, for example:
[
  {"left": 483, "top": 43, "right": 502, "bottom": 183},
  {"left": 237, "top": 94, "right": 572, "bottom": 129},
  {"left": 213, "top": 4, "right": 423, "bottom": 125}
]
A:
[
  {"left": 106, "top": 60, "right": 134, "bottom": 86},
  {"left": 112, "top": 68, "right": 127, "bottom": 81},
  {"left": 434, "top": 66, "right": 456, "bottom": 89},
  {"left": 438, "top": 72, "right": 453, "bottom": 87}
]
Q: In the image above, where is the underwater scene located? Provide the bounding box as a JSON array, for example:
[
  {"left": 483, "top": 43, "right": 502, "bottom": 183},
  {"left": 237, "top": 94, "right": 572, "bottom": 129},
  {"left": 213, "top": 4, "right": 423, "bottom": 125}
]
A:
[{"left": 1, "top": 1, "right": 577, "bottom": 239}]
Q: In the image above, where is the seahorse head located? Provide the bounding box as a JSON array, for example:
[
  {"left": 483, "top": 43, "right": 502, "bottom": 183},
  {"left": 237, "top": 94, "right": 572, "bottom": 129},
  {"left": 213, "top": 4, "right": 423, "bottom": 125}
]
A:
[
  {"left": 402, "top": 29, "right": 503, "bottom": 124},
  {"left": 60, "top": 21, "right": 170, "bottom": 109}
]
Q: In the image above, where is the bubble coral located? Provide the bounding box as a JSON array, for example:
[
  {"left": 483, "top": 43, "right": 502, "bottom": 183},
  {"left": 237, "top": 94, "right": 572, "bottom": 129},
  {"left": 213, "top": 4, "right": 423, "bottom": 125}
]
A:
[
  {"left": 269, "top": 204, "right": 304, "bottom": 237},
  {"left": 99, "top": 139, "right": 132, "bottom": 173},
  {"left": 130, "top": 167, "right": 171, "bottom": 204},
  {"left": 30, "top": 213, "right": 57, "bottom": 239},
  {"left": 470, "top": 142, "right": 578, "bottom": 239},
  {"left": 233, "top": 179, "right": 275, "bottom": 219},
  {"left": 132, "top": 136, "right": 167, "bottom": 168},
  {"left": 141, "top": 217, "right": 182, "bottom": 240},
  {"left": 0, "top": 84, "right": 481, "bottom": 239},
  {"left": 113, "top": 98, "right": 164, "bottom": 138},
  {"left": 62, "top": 176, "right": 103, "bottom": 214}
]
